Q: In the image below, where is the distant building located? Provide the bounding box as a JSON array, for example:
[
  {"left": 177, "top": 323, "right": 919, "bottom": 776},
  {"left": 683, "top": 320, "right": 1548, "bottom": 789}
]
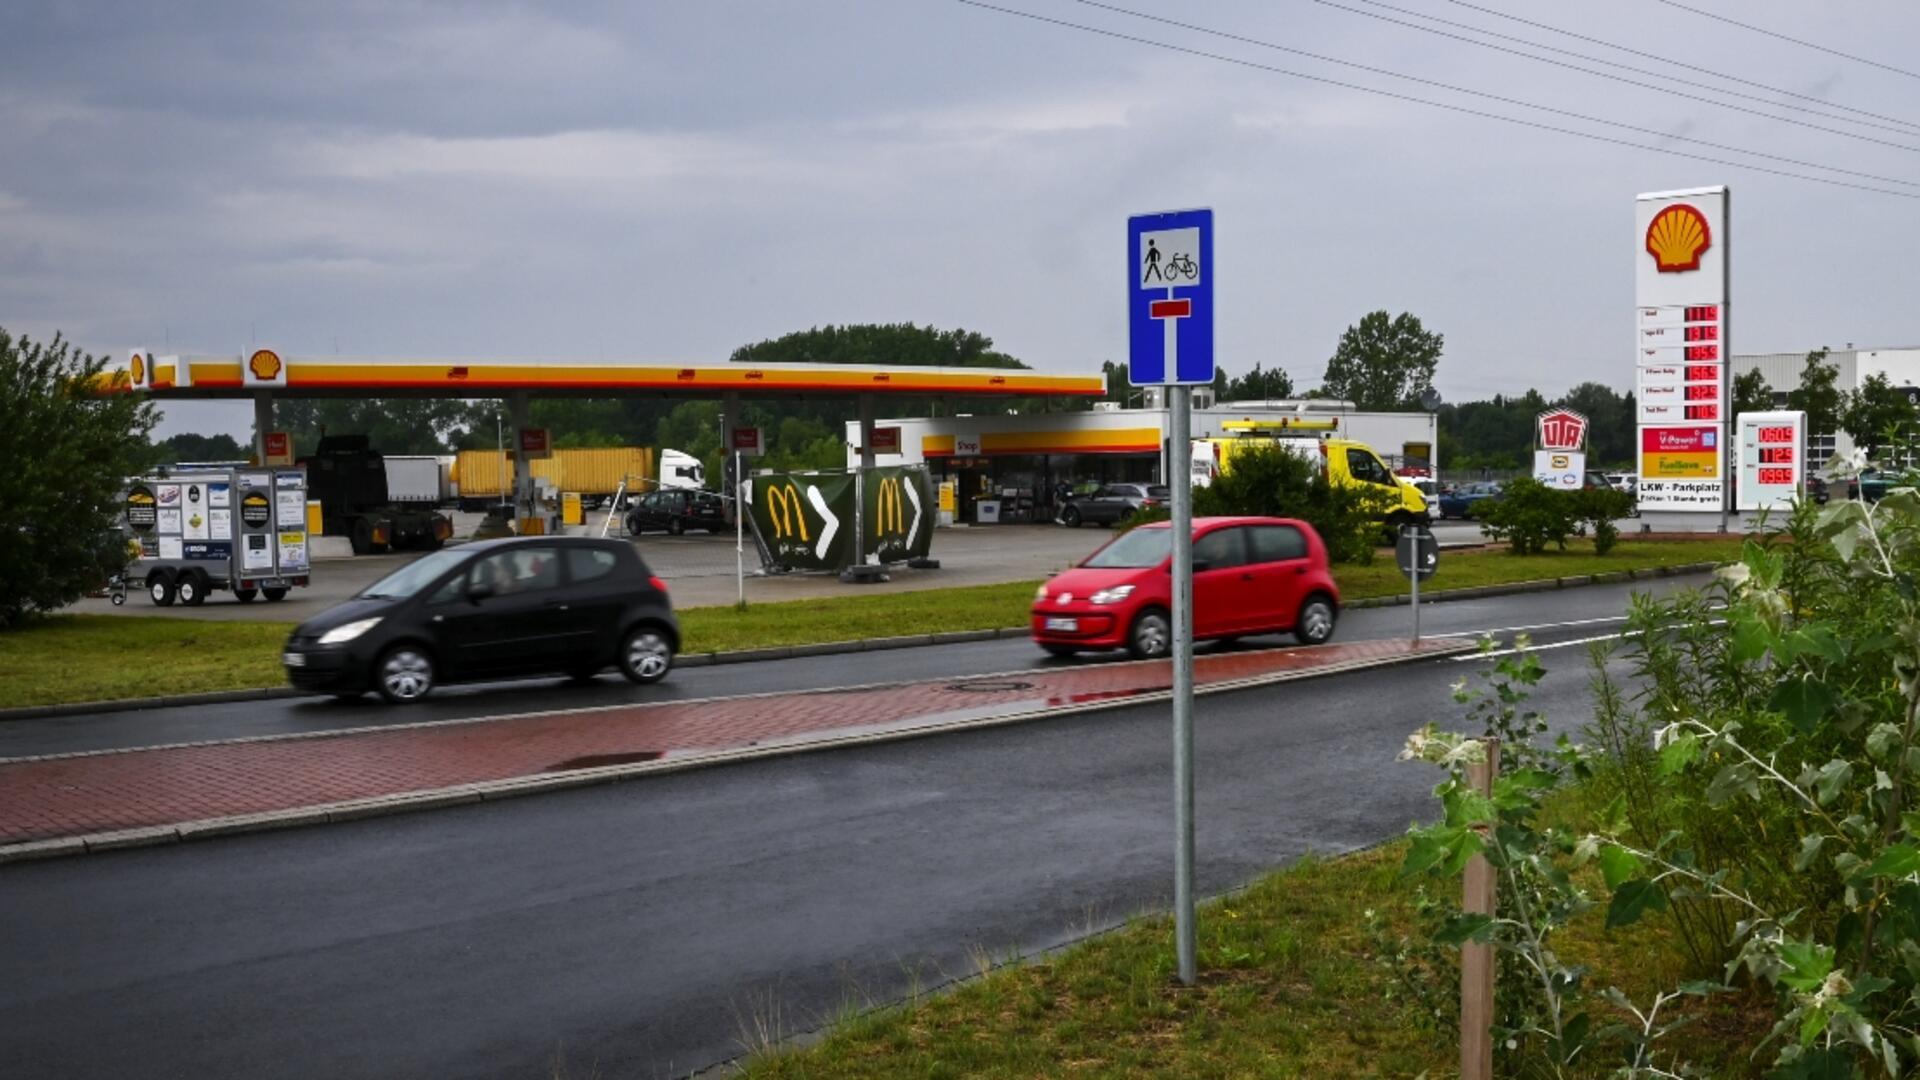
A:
[{"left": 1734, "top": 347, "right": 1920, "bottom": 465}]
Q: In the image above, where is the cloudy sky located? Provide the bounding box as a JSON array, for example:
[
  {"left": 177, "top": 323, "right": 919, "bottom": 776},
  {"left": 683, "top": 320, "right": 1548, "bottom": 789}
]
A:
[{"left": 4, "top": 0, "right": 1920, "bottom": 438}]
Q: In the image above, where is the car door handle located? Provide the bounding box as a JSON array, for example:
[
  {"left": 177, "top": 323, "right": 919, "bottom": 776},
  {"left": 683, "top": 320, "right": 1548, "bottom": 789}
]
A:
[
  {"left": 1240, "top": 572, "right": 1256, "bottom": 581},
  {"left": 545, "top": 600, "right": 569, "bottom": 610},
  {"left": 1294, "top": 567, "right": 1308, "bottom": 575}
]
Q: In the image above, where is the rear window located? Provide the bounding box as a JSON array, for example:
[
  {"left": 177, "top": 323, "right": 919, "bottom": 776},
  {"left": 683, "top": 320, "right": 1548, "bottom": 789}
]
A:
[
  {"left": 1146, "top": 486, "right": 1170, "bottom": 500},
  {"left": 1249, "top": 524, "right": 1308, "bottom": 563},
  {"left": 567, "top": 546, "right": 619, "bottom": 585}
]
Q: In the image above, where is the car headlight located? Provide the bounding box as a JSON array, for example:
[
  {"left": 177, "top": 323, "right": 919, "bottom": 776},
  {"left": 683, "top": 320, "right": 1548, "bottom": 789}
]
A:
[
  {"left": 1089, "top": 585, "right": 1135, "bottom": 605},
  {"left": 318, "top": 617, "right": 383, "bottom": 645},
  {"left": 1034, "top": 584, "right": 1049, "bottom": 602}
]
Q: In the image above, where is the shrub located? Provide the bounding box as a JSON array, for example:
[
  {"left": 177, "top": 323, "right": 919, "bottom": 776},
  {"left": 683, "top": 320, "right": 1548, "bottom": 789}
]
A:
[
  {"left": 1476, "top": 477, "right": 1576, "bottom": 555},
  {"left": 1190, "top": 442, "right": 1387, "bottom": 564},
  {"left": 1570, "top": 485, "right": 1634, "bottom": 555},
  {"left": 0, "top": 331, "right": 156, "bottom": 627}
]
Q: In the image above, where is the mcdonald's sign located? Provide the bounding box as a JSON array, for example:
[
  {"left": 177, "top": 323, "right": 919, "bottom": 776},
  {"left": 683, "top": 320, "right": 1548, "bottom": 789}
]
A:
[
  {"left": 764, "top": 483, "right": 810, "bottom": 543},
  {"left": 874, "top": 476, "right": 906, "bottom": 537}
]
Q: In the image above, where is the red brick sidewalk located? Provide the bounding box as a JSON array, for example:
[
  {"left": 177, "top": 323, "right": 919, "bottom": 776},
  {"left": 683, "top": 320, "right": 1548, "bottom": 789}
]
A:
[{"left": 0, "top": 638, "right": 1465, "bottom": 849}]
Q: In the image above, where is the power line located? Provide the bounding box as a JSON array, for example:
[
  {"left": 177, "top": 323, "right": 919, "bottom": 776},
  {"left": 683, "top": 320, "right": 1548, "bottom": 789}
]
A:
[
  {"left": 1305, "top": 0, "right": 1920, "bottom": 155},
  {"left": 1066, "top": 0, "right": 1920, "bottom": 190},
  {"left": 949, "top": 0, "right": 1920, "bottom": 201},
  {"left": 1418, "top": 0, "right": 1920, "bottom": 134},
  {"left": 1654, "top": 0, "right": 1920, "bottom": 83}
]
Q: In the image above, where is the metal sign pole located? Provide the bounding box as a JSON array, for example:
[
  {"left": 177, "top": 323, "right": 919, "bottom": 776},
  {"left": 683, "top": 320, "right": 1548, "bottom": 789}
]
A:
[
  {"left": 1406, "top": 525, "right": 1420, "bottom": 644},
  {"left": 735, "top": 450, "right": 746, "bottom": 608},
  {"left": 1170, "top": 383, "right": 1196, "bottom": 987}
]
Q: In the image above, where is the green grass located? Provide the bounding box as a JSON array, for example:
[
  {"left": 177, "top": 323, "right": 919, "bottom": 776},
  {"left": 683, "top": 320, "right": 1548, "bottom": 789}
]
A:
[
  {"left": 729, "top": 840, "right": 1771, "bottom": 1079},
  {"left": 0, "top": 538, "right": 1743, "bottom": 709}
]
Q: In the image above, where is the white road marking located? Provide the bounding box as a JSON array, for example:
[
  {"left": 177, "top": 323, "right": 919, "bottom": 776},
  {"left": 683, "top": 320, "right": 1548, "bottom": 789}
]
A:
[
  {"left": 1452, "top": 619, "right": 1728, "bottom": 661},
  {"left": 1424, "top": 614, "right": 1630, "bottom": 639}
]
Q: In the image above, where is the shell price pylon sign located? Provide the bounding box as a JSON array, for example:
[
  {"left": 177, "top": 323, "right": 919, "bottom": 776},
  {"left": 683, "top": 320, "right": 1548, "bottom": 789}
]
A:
[{"left": 1634, "top": 187, "right": 1730, "bottom": 515}]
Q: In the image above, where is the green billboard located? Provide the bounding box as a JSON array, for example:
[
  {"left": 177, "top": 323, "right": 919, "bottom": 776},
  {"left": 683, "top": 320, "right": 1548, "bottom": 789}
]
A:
[
  {"left": 862, "top": 465, "right": 934, "bottom": 565},
  {"left": 745, "top": 471, "right": 856, "bottom": 572}
]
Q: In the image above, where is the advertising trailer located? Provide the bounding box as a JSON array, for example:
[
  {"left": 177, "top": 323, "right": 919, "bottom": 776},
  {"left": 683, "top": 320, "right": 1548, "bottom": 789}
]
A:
[{"left": 122, "top": 467, "right": 312, "bottom": 605}]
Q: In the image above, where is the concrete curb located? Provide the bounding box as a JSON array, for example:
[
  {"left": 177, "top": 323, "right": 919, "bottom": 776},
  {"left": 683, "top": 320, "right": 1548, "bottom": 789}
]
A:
[
  {"left": 0, "top": 563, "right": 1720, "bottom": 723},
  {"left": 0, "top": 641, "right": 1474, "bottom": 864}
]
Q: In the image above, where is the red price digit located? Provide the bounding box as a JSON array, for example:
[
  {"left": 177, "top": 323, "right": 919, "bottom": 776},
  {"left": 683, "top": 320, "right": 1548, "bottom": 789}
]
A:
[
  {"left": 1685, "top": 365, "right": 1719, "bottom": 381},
  {"left": 1685, "top": 345, "right": 1720, "bottom": 361},
  {"left": 1758, "top": 468, "right": 1794, "bottom": 485},
  {"left": 1685, "top": 404, "right": 1719, "bottom": 420}
]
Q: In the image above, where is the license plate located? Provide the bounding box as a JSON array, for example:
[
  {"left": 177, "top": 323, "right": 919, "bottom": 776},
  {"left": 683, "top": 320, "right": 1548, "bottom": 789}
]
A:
[
  {"left": 1044, "top": 617, "right": 1078, "bottom": 632},
  {"left": 282, "top": 652, "right": 306, "bottom": 668}
]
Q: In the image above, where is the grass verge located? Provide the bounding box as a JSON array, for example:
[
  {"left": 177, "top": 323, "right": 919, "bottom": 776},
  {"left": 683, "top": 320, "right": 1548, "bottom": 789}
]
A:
[
  {"left": 730, "top": 839, "right": 1770, "bottom": 1079},
  {"left": 0, "top": 538, "right": 1742, "bottom": 710}
]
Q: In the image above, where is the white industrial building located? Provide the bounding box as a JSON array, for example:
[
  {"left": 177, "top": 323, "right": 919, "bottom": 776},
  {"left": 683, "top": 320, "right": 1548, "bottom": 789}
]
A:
[
  {"left": 844, "top": 397, "right": 1437, "bottom": 524},
  {"left": 1735, "top": 346, "right": 1920, "bottom": 465}
]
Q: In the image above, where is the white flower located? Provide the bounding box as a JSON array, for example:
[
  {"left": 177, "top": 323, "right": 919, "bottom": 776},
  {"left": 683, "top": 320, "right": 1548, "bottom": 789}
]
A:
[
  {"left": 1715, "top": 562, "right": 1752, "bottom": 588},
  {"left": 1822, "top": 447, "right": 1869, "bottom": 481}
]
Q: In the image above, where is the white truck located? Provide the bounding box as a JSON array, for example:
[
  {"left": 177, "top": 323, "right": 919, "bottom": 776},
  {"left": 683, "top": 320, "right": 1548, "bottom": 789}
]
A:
[{"left": 122, "top": 467, "right": 312, "bottom": 605}]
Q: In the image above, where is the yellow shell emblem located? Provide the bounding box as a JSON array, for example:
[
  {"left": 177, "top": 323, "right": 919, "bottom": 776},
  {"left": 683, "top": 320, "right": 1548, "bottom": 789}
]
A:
[
  {"left": 1645, "top": 204, "right": 1711, "bottom": 273},
  {"left": 249, "top": 349, "right": 282, "bottom": 381},
  {"left": 129, "top": 352, "right": 145, "bottom": 384}
]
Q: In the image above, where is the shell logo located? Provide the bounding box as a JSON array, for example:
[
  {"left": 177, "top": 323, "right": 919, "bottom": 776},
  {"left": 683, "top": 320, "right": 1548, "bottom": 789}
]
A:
[
  {"left": 129, "top": 352, "right": 145, "bottom": 385},
  {"left": 1645, "top": 204, "right": 1712, "bottom": 273},
  {"left": 249, "top": 349, "right": 282, "bottom": 382}
]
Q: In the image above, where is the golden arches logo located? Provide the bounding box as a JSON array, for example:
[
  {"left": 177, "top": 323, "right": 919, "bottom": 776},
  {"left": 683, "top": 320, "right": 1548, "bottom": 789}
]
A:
[
  {"left": 1645, "top": 204, "right": 1711, "bottom": 273},
  {"left": 875, "top": 477, "right": 906, "bottom": 536},
  {"left": 249, "top": 349, "right": 282, "bottom": 381},
  {"left": 764, "top": 484, "right": 810, "bottom": 542}
]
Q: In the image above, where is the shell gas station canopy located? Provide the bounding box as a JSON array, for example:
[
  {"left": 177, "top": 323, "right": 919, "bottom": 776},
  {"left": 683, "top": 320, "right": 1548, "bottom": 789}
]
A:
[{"left": 107, "top": 350, "right": 1106, "bottom": 401}]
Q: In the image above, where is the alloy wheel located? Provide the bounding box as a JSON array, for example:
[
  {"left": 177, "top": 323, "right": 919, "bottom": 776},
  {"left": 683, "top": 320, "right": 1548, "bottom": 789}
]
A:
[{"left": 379, "top": 648, "right": 434, "bottom": 702}]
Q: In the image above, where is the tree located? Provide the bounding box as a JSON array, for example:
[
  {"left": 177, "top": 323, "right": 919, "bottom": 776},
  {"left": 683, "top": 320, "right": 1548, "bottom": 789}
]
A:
[
  {"left": 1319, "top": 311, "right": 1442, "bottom": 410},
  {"left": 1842, "top": 371, "right": 1920, "bottom": 456},
  {"left": 1732, "top": 368, "right": 1775, "bottom": 419},
  {"left": 272, "top": 398, "right": 476, "bottom": 459},
  {"left": 1786, "top": 348, "right": 1843, "bottom": 438},
  {"left": 1225, "top": 362, "right": 1295, "bottom": 402},
  {"left": 0, "top": 330, "right": 157, "bottom": 627},
  {"left": 152, "top": 432, "right": 247, "bottom": 465},
  {"left": 1558, "top": 382, "right": 1634, "bottom": 467}
]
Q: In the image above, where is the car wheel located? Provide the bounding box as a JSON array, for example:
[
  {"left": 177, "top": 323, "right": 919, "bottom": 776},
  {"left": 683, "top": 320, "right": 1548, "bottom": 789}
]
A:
[
  {"left": 1061, "top": 506, "right": 1082, "bottom": 528},
  {"left": 375, "top": 645, "right": 435, "bottom": 704},
  {"left": 668, "top": 518, "right": 684, "bottom": 536},
  {"left": 262, "top": 587, "right": 289, "bottom": 601},
  {"left": 1294, "top": 595, "right": 1337, "bottom": 646},
  {"left": 1041, "top": 644, "right": 1080, "bottom": 658},
  {"left": 619, "top": 625, "right": 674, "bottom": 685},
  {"left": 147, "top": 572, "right": 176, "bottom": 606},
  {"left": 1127, "top": 608, "right": 1172, "bottom": 660},
  {"left": 177, "top": 570, "right": 208, "bottom": 606}
]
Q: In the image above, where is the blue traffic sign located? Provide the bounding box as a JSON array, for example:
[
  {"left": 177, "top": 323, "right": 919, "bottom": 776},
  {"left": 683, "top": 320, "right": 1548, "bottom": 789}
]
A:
[{"left": 1128, "top": 208, "right": 1214, "bottom": 387}]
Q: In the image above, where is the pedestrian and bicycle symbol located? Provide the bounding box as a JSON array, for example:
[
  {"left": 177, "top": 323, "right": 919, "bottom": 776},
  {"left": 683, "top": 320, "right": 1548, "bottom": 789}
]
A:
[{"left": 1128, "top": 209, "right": 1214, "bottom": 386}]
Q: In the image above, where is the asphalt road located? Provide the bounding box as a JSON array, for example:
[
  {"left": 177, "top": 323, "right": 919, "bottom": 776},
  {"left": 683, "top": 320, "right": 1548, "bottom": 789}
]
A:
[
  {"left": 0, "top": 573, "right": 1705, "bottom": 759},
  {"left": 0, "top": 578, "right": 1703, "bottom": 1080}
]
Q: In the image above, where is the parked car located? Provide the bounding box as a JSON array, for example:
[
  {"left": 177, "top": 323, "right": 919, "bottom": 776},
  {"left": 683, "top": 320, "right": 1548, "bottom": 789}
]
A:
[
  {"left": 1031, "top": 516, "right": 1340, "bottom": 659},
  {"left": 281, "top": 537, "right": 679, "bottom": 703},
  {"left": 625, "top": 488, "right": 728, "bottom": 535},
  {"left": 1059, "top": 483, "right": 1169, "bottom": 527},
  {"left": 1605, "top": 472, "right": 1638, "bottom": 493},
  {"left": 1437, "top": 482, "right": 1503, "bottom": 520},
  {"left": 1858, "top": 469, "right": 1908, "bottom": 502}
]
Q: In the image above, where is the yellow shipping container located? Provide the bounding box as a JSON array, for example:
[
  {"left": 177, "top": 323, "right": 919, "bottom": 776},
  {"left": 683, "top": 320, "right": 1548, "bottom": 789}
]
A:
[{"left": 454, "top": 447, "right": 655, "bottom": 499}]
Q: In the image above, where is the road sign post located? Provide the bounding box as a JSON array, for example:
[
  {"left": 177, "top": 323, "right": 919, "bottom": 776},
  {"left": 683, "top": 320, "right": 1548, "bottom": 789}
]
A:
[
  {"left": 1397, "top": 525, "right": 1439, "bottom": 644},
  {"left": 1130, "top": 208, "right": 1213, "bottom": 987}
]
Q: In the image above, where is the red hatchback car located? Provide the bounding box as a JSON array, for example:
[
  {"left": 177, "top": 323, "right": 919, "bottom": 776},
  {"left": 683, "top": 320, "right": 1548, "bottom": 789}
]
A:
[{"left": 1030, "top": 516, "right": 1341, "bottom": 659}]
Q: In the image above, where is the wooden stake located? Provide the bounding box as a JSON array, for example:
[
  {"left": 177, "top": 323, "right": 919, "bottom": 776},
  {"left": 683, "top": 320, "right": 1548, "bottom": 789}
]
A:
[{"left": 1461, "top": 737, "right": 1500, "bottom": 1080}]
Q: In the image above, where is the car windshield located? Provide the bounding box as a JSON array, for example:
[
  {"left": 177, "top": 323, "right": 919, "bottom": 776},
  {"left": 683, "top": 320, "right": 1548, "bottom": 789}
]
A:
[
  {"left": 359, "top": 549, "right": 469, "bottom": 599},
  {"left": 1082, "top": 526, "right": 1171, "bottom": 569},
  {"left": 1146, "top": 486, "right": 1170, "bottom": 500}
]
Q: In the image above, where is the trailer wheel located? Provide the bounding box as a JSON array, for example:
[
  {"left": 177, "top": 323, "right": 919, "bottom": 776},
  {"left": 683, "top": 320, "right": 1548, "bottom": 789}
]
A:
[
  {"left": 177, "top": 570, "right": 209, "bottom": 606},
  {"left": 146, "top": 571, "right": 176, "bottom": 607},
  {"left": 234, "top": 587, "right": 259, "bottom": 603},
  {"left": 262, "top": 587, "right": 289, "bottom": 602}
]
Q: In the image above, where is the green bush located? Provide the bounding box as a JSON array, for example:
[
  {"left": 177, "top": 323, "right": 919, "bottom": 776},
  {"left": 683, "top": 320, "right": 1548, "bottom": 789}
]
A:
[
  {"left": 1475, "top": 477, "right": 1576, "bottom": 555},
  {"left": 1190, "top": 443, "right": 1387, "bottom": 564},
  {"left": 1115, "top": 504, "right": 1169, "bottom": 532},
  {"left": 1570, "top": 485, "right": 1634, "bottom": 555}
]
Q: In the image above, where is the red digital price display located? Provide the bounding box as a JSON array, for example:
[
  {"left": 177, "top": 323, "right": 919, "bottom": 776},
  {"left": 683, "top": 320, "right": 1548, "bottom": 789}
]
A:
[
  {"left": 1684, "top": 325, "right": 1719, "bottom": 341},
  {"left": 1685, "top": 384, "right": 1719, "bottom": 401},
  {"left": 1757, "top": 426, "right": 1796, "bottom": 443},
  {"left": 1684, "top": 404, "right": 1719, "bottom": 420},
  {"left": 1759, "top": 447, "right": 1794, "bottom": 464},
  {"left": 1758, "top": 468, "right": 1794, "bottom": 486},
  {"left": 1685, "top": 365, "right": 1720, "bottom": 382},
  {"left": 1684, "top": 345, "right": 1720, "bottom": 361},
  {"left": 1684, "top": 305, "right": 1719, "bottom": 323}
]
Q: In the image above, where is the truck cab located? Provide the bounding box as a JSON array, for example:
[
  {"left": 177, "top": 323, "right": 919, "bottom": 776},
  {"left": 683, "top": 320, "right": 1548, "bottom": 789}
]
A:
[{"left": 1191, "top": 432, "right": 1430, "bottom": 534}]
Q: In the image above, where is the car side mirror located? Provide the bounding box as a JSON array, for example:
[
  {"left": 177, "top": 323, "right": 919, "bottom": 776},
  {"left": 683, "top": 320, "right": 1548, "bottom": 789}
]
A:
[
  {"left": 1191, "top": 559, "right": 1212, "bottom": 573},
  {"left": 467, "top": 581, "right": 495, "bottom": 603}
]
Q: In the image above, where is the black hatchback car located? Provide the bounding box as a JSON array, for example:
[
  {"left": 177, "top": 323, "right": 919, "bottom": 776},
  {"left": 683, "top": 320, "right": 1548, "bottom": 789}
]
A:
[
  {"left": 282, "top": 537, "right": 679, "bottom": 703},
  {"left": 625, "top": 488, "right": 728, "bottom": 535}
]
